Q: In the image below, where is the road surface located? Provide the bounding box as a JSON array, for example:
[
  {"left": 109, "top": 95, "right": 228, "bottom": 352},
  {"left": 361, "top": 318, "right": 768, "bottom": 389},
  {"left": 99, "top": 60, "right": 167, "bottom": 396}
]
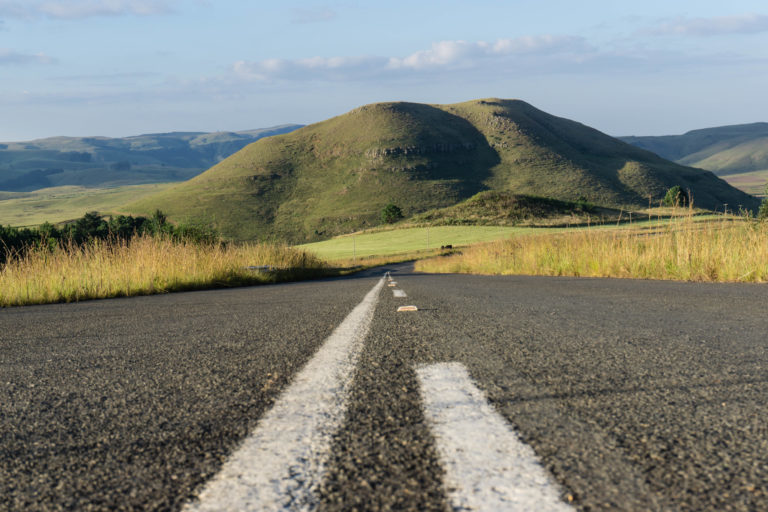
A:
[{"left": 2, "top": 263, "right": 768, "bottom": 510}]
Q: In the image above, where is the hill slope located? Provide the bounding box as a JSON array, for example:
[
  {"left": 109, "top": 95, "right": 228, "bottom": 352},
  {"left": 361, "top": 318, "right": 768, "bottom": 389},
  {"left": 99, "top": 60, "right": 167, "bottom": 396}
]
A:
[
  {"left": 129, "top": 99, "right": 758, "bottom": 242},
  {"left": 0, "top": 125, "right": 302, "bottom": 191},
  {"left": 620, "top": 123, "right": 768, "bottom": 175},
  {"left": 412, "top": 191, "right": 610, "bottom": 226}
]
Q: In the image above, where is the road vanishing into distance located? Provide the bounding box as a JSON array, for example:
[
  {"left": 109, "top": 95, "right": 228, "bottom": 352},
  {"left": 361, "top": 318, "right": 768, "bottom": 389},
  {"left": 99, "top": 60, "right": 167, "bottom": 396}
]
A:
[{"left": 3, "top": 263, "right": 768, "bottom": 511}]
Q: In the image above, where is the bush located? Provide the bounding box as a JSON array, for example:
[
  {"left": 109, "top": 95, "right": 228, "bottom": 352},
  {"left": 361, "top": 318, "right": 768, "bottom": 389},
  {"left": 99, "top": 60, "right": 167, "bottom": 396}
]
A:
[
  {"left": 381, "top": 203, "right": 403, "bottom": 224},
  {"left": 663, "top": 185, "right": 689, "bottom": 207}
]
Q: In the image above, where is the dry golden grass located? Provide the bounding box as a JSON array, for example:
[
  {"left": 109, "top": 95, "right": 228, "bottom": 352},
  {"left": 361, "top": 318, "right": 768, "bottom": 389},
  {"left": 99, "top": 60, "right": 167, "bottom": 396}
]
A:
[
  {"left": 416, "top": 214, "right": 768, "bottom": 283},
  {"left": 0, "top": 235, "right": 329, "bottom": 307}
]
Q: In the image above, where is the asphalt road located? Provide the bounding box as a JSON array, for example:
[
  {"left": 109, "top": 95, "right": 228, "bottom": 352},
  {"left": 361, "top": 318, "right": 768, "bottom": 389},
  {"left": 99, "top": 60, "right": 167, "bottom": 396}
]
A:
[{"left": 3, "top": 263, "right": 768, "bottom": 510}]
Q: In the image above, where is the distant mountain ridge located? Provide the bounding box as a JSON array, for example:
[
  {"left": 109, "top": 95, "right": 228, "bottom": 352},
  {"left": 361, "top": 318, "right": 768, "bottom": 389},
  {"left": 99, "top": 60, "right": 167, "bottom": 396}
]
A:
[
  {"left": 127, "top": 99, "right": 758, "bottom": 242},
  {"left": 620, "top": 123, "right": 768, "bottom": 175},
  {"left": 0, "top": 125, "right": 303, "bottom": 191}
]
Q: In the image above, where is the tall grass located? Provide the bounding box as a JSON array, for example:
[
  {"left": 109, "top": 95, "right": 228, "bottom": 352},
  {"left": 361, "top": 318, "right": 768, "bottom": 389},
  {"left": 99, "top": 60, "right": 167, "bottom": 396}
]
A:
[
  {"left": 416, "top": 214, "right": 768, "bottom": 283},
  {"left": 0, "top": 235, "right": 329, "bottom": 307}
]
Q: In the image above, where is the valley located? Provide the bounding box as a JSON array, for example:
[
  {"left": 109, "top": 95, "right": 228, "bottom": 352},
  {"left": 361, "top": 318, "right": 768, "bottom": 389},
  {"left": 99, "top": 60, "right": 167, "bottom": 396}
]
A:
[
  {"left": 0, "top": 125, "right": 302, "bottom": 192},
  {"left": 621, "top": 122, "right": 768, "bottom": 197}
]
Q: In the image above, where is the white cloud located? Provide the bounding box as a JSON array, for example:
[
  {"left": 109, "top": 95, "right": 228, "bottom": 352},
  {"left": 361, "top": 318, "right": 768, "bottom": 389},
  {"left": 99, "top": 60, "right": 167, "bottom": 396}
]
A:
[
  {"left": 233, "top": 55, "right": 390, "bottom": 81},
  {"left": 0, "top": 0, "right": 174, "bottom": 19},
  {"left": 388, "top": 36, "right": 590, "bottom": 70},
  {"left": 0, "top": 48, "right": 55, "bottom": 65},
  {"left": 290, "top": 6, "right": 337, "bottom": 24},
  {"left": 646, "top": 13, "right": 768, "bottom": 36},
  {"left": 233, "top": 36, "right": 594, "bottom": 82}
]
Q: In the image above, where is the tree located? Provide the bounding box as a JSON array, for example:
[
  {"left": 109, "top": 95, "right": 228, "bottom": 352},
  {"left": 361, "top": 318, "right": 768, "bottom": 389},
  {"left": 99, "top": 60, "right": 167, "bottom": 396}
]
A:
[
  {"left": 663, "top": 185, "right": 689, "bottom": 207},
  {"left": 108, "top": 214, "right": 150, "bottom": 239},
  {"left": 69, "top": 211, "right": 108, "bottom": 243},
  {"left": 381, "top": 203, "right": 403, "bottom": 224},
  {"left": 150, "top": 209, "right": 170, "bottom": 234}
]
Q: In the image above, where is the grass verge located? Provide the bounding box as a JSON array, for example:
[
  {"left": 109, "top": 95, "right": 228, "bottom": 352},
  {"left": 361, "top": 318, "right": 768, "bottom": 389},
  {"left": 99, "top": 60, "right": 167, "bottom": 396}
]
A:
[
  {"left": 0, "top": 235, "right": 332, "bottom": 307},
  {"left": 415, "top": 215, "right": 768, "bottom": 282}
]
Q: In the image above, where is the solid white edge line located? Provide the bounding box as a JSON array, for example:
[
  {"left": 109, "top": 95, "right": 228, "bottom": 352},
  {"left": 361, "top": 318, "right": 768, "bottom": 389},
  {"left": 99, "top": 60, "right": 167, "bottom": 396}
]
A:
[
  {"left": 184, "top": 277, "right": 385, "bottom": 512},
  {"left": 415, "top": 362, "right": 573, "bottom": 512}
]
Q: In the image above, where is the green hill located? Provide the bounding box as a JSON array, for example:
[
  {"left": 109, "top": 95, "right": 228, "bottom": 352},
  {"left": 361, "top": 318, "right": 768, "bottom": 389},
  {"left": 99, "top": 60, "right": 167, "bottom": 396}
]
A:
[
  {"left": 620, "top": 123, "right": 768, "bottom": 175},
  {"left": 412, "top": 191, "right": 613, "bottom": 226},
  {"left": 0, "top": 125, "right": 302, "bottom": 192},
  {"left": 128, "top": 99, "right": 758, "bottom": 242}
]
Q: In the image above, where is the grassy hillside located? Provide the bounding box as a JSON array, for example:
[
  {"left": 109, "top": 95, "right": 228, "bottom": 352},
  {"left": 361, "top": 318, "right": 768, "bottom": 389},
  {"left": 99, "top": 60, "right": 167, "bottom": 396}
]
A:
[
  {"left": 721, "top": 170, "right": 768, "bottom": 197},
  {"left": 411, "top": 191, "right": 616, "bottom": 226},
  {"left": 444, "top": 100, "right": 756, "bottom": 209},
  {"left": 0, "top": 184, "right": 175, "bottom": 227},
  {"left": 680, "top": 137, "right": 768, "bottom": 174},
  {"left": 129, "top": 102, "right": 499, "bottom": 241},
  {"left": 620, "top": 123, "right": 768, "bottom": 175},
  {"left": 0, "top": 125, "right": 302, "bottom": 192},
  {"left": 129, "top": 99, "right": 758, "bottom": 242}
]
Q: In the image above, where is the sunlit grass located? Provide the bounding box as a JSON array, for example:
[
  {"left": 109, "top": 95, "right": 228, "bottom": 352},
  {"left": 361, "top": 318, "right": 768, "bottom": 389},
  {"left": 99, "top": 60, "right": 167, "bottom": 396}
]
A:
[
  {"left": 0, "top": 235, "right": 330, "bottom": 307},
  {"left": 0, "top": 183, "right": 176, "bottom": 227},
  {"left": 299, "top": 213, "right": 722, "bottom": 261},
  {"left": 298, "top": 225, "right": 528, "bottom": 260},
  {"left": 416, "top": 212, "right": 768, "bottom": 283}
]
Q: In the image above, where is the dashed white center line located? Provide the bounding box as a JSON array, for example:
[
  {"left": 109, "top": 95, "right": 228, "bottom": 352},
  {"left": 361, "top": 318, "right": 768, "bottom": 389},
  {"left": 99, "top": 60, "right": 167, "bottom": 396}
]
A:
[
  {"left": 416, "top": 362, "right": 574, "bottom": 512},
  {"left": 393, "top": 289, "right": 407, "bottom": 298},
  {"left": 184, "top": 277, "right": 385, "bottom": 512}
]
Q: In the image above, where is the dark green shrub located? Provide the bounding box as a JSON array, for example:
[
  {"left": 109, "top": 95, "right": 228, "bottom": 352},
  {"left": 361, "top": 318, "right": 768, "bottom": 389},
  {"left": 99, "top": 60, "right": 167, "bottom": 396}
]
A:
[
  {"left": 381, "top": 203, "right": 403, "bottom": 224},
  {"left": 663, "top": 186, "right": 689, "bottom": 207}
]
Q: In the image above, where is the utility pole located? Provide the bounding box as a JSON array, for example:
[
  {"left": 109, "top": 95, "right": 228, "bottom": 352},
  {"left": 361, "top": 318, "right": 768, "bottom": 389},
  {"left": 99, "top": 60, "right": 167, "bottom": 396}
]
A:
[
  {"left": 427, "top": 226, "right": 430, "bottom": 250},
  {"left": 353, "top": 236, "right": 356, "bottom": 266}
]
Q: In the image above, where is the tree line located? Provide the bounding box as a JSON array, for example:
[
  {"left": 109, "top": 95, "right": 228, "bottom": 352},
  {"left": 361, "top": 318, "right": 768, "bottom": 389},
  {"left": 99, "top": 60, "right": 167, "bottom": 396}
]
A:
[{"left": 1, "top": 210, "right": 217, "bottom": 265}]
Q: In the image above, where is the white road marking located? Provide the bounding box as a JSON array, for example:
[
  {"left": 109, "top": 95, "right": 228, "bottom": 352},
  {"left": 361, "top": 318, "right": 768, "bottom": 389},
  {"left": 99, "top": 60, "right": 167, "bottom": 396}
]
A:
[
  {"left": 393, "top": 289, "right": 407, "bottom": 298},
  {"left": 184, "top": 277, "right": 385, "bottom": 512},
  {"left": 416, "top": 362, "right": 573, "bottom": 512}
]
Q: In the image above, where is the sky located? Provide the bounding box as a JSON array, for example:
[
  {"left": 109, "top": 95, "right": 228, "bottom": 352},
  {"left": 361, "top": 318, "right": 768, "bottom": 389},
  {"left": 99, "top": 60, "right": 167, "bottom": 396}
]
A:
[{"left": 1, "top": 0, "right": 767, "bottom": 141}]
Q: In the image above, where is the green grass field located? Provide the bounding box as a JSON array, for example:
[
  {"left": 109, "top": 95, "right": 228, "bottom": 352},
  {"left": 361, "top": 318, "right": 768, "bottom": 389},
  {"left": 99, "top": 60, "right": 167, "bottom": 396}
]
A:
[
  {"left": 297, "top": 213, "right": 724, "bottom": 261},
  {"left": 0, "top": 183, "right": 176, "bottom": 226},
  {"left": 297, "top": 226, "right": 527, "bottom": 260}
]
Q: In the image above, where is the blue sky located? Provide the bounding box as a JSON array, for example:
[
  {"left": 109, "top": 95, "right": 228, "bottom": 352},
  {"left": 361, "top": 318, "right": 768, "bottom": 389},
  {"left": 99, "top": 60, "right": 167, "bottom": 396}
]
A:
[{"left": 1, "top": 0, "right": 767, "bottom": 140}]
